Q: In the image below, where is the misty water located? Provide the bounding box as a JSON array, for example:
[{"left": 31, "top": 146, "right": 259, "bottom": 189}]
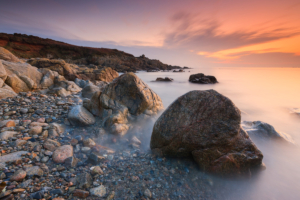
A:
[{"left": 134, "top": 67, "right": 300, "bottom": 200}]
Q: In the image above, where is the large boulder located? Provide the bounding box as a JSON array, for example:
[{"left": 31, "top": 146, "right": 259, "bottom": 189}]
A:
[
  {"left": 101, "top": 72, "right": 163, "bottom": 116},
  {"left": 0, "top": 86, "right": 17, "bottom": 99},
  {"left": 68, "top": 105, "right": 96, "bottom": 126},
  {"left": 5, "top": 74, "right": 30, "bottom": 93},
  {"left": 0, "top": 47, "right": 20, "bottom": 62},
  {"left": 0, "top": 60, "right": 7, "bottom": 80},
  {"left": 94, "top": 67, "right": 119, "bottom": 82},
  {"left": 189, "top": 73, "right": 218, "bottom": 84},
  {"left": 242, "top": 121, "right": 294, "bottom": 144},
  {"left": 150, "top": 90, "right": 263, "bottom": 175},
  {"left": 1, "top": 60, "right": 43, "bottom": 86},
  {"left": 94, "top": 72, "right": 163, "bottom": 135}
]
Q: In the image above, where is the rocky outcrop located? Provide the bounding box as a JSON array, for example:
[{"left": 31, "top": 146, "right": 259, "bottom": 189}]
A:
[
  {"left": 150, "top": 90, "right": 263, "bottom": 175},
  {"left": 0, "top": 60, "right": 7, "bottom": 80},
  {"left": 5, "top": 74, "right": 30, "bottom": 93},
  {"left": 27, "top": 58, "right": 79, "bottom": 81},
  {"left": 86, "top": 72, "right": 163, "bottom": 135},
  {"left": 0, "top": 47, "right": 20, "bottom": 62},
  {"left": 0, "top": 86, "right": 17, "bottom": 99},
  {"left": 189, "top": 73, "right": 218, "bottom": 84},
  {"left": 155, "top": 77, "right": 173, "bottom": 82},
  {"left": 242, "top": 121, "right": 294, "bottom": 144},
  {"left": 94, "top": 67, "right": 119, "bottom": 82}
]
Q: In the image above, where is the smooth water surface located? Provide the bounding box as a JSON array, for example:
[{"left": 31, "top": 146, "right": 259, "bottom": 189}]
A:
[{"left": 136, "top": 67, "right": 300, "bottom": 200}]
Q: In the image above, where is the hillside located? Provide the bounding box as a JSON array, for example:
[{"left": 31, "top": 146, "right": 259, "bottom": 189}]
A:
[{"left": 0, "top": 33, "right": 181, "bottom": 72}]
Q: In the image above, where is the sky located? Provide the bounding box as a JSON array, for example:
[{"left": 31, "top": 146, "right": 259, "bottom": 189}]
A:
[{"left": 0, "top": 0, "right": 300, "bottom": 68}]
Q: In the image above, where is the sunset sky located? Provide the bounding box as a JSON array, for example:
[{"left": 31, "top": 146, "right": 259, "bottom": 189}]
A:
[{"left": 0, "top": 0, "right": 299, "bottom": 68}]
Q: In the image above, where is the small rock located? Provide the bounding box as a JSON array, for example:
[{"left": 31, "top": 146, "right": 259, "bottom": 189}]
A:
[
  {"left": 9, "top": 169, "right": 26, "bottom": 181},
  {"left": 90, "top": 185, "right": 106, "bottom": 197}
]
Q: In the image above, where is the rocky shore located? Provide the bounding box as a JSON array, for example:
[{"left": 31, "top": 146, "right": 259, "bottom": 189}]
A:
[{"left": 0, "top": 44, "right": 276, "bottom": 200}]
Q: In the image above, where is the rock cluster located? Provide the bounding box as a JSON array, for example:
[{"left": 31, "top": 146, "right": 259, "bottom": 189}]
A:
[
  {"left": 189, "top": 73, "right": 218, "bottom": 84},
  {"left": 150, "top": 90, "right": 264, "bottom": 176},
  {"left": 83, "top": 72, "right": 164, "bottom": 136}
]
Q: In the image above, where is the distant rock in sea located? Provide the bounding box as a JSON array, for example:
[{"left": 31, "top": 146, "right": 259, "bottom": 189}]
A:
[
  {"left": 189, "top": 73, "right": 218, "bottom": 84},
  {"left": 155, "top": 77, "right": 173, "bottom": 82}
]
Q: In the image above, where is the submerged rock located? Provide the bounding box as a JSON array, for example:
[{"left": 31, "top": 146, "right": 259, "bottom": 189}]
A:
[
  {"left": 189, "top": 73, "right": 218, "bottom": 84},
  {"left": 150, "top": 90, "right": 263, "bottom": 175},
  {"left": 242, "top": 121, "right": 294, "bottom": 144}
]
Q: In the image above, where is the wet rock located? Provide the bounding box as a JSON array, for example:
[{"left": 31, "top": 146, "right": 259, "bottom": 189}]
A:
[
  {"left": 90, "top": 185, "right": 106, "bottom": 198},
  {"left": 18, "top": 179, "right": 33, "bottom": 188},
  {"left": 0, "top": 131, "right": 17, "bottom": 140},
  {"left": 156, "top": 77, "right": 173, "bottom": 82},
  {"left": 83, "top": 138, "right": 96, "bottom": 147},
  {"left": 91, "top": 166, "right": 103, "bottom": 175},
  {"left": 14, "top": 139, "right": 27, "bottom": 147},
  {"left": 242, "top": 121, "right": 294, "bottom": 144},
  {"left": 77, "top": 172, "right": 92, "bottom": 189},
  {"left": 150, "top": 90, "right": 263, "bottom": 175},
  {"left": 9, "top": 169, "right": 26, "bottom": 181},
  {"left": 30, "top": 191, "right": 44, "bottom": 199},
  {"left": 29, "top": 126, "right": 43, "bottom": 135},
  {"left": 189, "top": 73, "right": 218, "bottom": 84},
  {"left": 0, "top": 151, "right": 28, "bottom": 163},
  {"left": 5, "top": 120, "right": 15, "bottom": 127},
  {"left": 25, "top": 166, "right": 43, "bottom": 177},
  {"left": 52, "top": 145, "right": 73, "bottom": 163},
  {"left": 64, "top": 157, "right": 79, "bottom": 168},
  {"left": 73, "top": 189, "right": 89, "bottom": 198},
  {"left": 50, "top": 189, "right": 64, "bottom": 196},
  {"left": 43, "top": 139, "right": 61, "bottom": 151},
  {"left": 68, "top": 105, "right": 95, "bottom": 126}
]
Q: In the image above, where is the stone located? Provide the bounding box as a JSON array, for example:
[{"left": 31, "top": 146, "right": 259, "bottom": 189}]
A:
[
  {"left": 0, "top": 60, "right": 7, "bottom": 80},
  {"left": 29, "top": 126, "right": 43, "bottom": 135},
  {"left": 0, "top": 131, "right": 17, "bottom": 140},
  {"left": 83, "top": 138, "right": 96, "bottom": 147},
  {"left": 95, "top": 67, "right": 119, "bottom": 82},
  {"left": 18, "top": 179, "right": 33, "bottom": 188},
  {"left": 19, "top": 75, "right": 36, "bottom": 89},
  {"left": 50, "top": 189, "right": 63, "bottom": 196},
  {"left": 189, "top": 73, "right": 218, "bottom": 84},
  {"left": 91, "top": 166, "right": 103, "bottom": 175},
  {"left": 73, "top": 189, "right": 89, "bottom": 198},
  {"left": 0, "top": 87, "right": 17, "bottom": 99},
  {"left": 1, "top": 60, "right": 43, "bottom": 87},
  {"left": 82, "top": 83, "right": 101, "bottom": 99},
  {"left": 30, "top": 191, "right": 44, "bottom": 199},
  {"left": 52, "top": 145, "right": 73, "bottom": 163},
  {"left": 0, "top": 47, "right": 20, "bottom": 62},
  {"left": 77, "top": 172, "right": 92, "bottom": 189},
  {"left": 88, "top": 91, "right": 101, "bottom": 116},
  {"left": 50, "top": 123, "right": 65, "bottom": 134},
  {"left": 64, "top": 157, "right": 78, "bottom": 168},
  {"left": 150, "top": 90, "right": 263, "bottom": 175},
  {"left": 43, "top": 139, "right": 61, "bottom": 151},
  {"left": 0, "top": 78, "right": 4, "bottom": 87},
  {"left": 156, "top": 77, "right": 173, "bottom": 82},
  {"left": 9, "top": 169, "right": 26, "bottom": 181},
  {"left": 25, "top": 166, "right": 43, "bottom": 176},
  {"left": 14, "top": 139, "right": 27, "bottom": 147},
  {"left": 0, "top": 120, "right": 19, "bottom": 128},
  {"left": 5, "top": 74, "right": 30, "bottom": 93},
  {"left": 5, "top": 120, "right": 15, "bottom": 127},
  {"left": 242, "top": 121, "right": 294, "bottom": 144},
  {"left": 144, "top": 189, "right": 152, "bottom": 198},
  {"left": 90, "top": 185, "right": 106, "bottom": 197},
  {"left": 68, "top": 105, "right": 96, "bottom": 126}
]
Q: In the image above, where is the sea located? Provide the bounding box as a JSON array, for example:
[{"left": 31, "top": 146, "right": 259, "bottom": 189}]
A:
[{"left": 134, "top": 67, "right": 300, "bottom": 200}]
